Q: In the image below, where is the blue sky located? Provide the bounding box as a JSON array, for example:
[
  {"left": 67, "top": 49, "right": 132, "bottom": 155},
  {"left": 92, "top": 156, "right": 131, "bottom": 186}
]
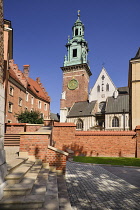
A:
[{"left": 4, "top": 0, "right": 140, "bottom": 114}]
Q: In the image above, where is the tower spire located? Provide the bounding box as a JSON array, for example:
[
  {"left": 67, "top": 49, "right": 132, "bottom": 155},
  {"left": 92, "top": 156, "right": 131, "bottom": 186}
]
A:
[{"left": 77, "top": 10, "right": 80, "bottom": 19}]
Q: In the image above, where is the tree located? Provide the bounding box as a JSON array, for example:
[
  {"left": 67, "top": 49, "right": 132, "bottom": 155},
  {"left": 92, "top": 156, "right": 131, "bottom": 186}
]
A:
[{"left": 15, "top": 110, "right": 44, "bottom": 124}]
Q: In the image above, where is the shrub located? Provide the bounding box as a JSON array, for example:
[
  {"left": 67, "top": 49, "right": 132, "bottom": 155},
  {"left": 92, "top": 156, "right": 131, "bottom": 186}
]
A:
[{"left": 15, "top": 110, "right": 44, "bottom": 124}]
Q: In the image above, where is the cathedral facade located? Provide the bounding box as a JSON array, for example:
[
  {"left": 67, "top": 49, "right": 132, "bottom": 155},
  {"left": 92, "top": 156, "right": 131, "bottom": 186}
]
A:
[{"left": 60, "top": 13, "right": 129, "bottom": 131}]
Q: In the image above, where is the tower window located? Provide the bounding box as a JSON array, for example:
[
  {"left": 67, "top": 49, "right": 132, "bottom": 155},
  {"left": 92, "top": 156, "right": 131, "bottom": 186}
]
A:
[
  {"left": 106, "top": 83, "right": 109, "bottom": 91},
  {"left": 73, "top": 49, "right": 77, "bottom": 57},
  {"left": 97, "top": 85, "right": 100, "bottom": 92},
  {"left": 76, "top": 119, "right": 83, "bottom": 130},
  {"left": 75, "top": 28, "right": 78, "bottom": 36},
  {"left": 112, "top": 117, "right": 119, "bottom": 127}
]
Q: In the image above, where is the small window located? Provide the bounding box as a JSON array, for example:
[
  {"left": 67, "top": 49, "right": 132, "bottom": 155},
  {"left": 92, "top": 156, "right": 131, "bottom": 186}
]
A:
[
  {"left": 106, "top": 83, "right": 109, "bottom": 91},
  {"left": 19, "top": 97, "right": 22, "bottom": 107},
  {"left": 76, "top": 119, "right": 83, "bottom": 130},
  {"left": 26, "top": 92, "right": 29, "bottom": 101},
  {"left": 7, "top": 120, "right": 12, "bottom": 123},
  {"left": 25, "top": 107, "right": 28, "bottom": 111},
  {"left": 8, "top": 102, "right": 13, "bottom": 113},
  {"left": 75, "top": 28, "right": 78, "bottom": 36},
  {"left": 38, "top": 100, "right": 41, "bottom": 109},
  {"left": 112, "top": 117, "right": 119, "bottom": 127},
  {"left": 31, "top": 96, "right": 34, "bottom": 105},
  {"left": 44, "top": 103, "right": 47, "bottom": 111},
  {"left": 97, "top": 85, "right": 100, "bottom": 92},
  {"left": 9, "top": 86, "right": 14, "bottom": 96},
  {"left": 73, "top": 49, "right": 77, "bottom": 57}
]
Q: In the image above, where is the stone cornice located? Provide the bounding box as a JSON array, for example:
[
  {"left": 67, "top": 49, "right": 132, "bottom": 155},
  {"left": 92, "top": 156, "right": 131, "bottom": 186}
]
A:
[{"left": 61, "top": 63, "right": 92, "bottom": 77}]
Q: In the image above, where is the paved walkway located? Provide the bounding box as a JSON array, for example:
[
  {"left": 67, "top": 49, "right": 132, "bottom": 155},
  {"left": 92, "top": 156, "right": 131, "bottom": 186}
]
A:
[{"left": 66, "top": 161, "right": 140, "bottom": 210}]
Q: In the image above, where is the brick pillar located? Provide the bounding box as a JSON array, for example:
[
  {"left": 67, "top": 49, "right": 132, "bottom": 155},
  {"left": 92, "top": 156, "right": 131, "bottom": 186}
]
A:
[
  {"left": 52, "top": 122, "right": 76, "bottom": 151},
  {"left": 136, "top": 125, "right": 140, "bottom": 158}
]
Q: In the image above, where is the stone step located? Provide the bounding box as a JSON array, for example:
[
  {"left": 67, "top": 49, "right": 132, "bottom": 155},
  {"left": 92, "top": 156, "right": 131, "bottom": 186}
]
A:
[
  {"left": 5, "top": 160, "right": 35, "bottom": 184},
  {"left": 57, "top": 175, "right": 72, "bottom": 210},
  {"left": 4, "top": 163, "right": 42, "bottom": 196},
  {"left": 30, "top": 167, "right": 49, "bottom": 195},
  {"left": 41, "top": 171, "right": 59, "bottom": 210},
  {"left": 7, "top": 158, "right": 28, "bottom": 173},
  {"left": 0, "top": 194, "right": 45, "bottom": 209}
]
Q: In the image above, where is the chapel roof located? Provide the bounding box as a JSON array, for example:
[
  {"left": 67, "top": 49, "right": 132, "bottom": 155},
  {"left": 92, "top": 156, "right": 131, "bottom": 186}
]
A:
[
  {"left": 105, "top": 94, "right": 129, "bottom": 114},
  {"left": 67, "top": 100, "right": 97, "bottom": 118},
  {"left": 117, "top": 86, "right": 129, "bottom": 94}
]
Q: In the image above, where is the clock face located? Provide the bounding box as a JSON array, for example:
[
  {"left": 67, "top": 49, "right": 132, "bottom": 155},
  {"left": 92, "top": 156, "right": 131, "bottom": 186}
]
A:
[{"left": 68, "top": 79, "right": 78, "bottom": 90}]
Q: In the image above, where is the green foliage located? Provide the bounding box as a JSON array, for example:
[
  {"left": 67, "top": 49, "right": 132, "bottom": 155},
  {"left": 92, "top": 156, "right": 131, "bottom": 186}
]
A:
[
  {"left": 73, "top": 156, "right": 140, "bottom": 167},
  {"left": 15, "top": 110, "right": 44, "bottom": 124}
]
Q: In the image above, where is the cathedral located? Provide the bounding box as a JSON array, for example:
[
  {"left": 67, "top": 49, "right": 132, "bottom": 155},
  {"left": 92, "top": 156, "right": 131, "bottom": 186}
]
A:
[{"left": 60, "top": 12, "right": 129, "bottom": 131}]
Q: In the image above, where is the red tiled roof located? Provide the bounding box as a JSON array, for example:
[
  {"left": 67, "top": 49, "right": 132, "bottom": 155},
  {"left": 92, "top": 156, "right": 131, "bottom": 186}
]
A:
[
  {"left": 9, "top": 69, "right": 24, "bottom": 87},
  {"left": 27, "top": 77, "right": 50, "bottom": 102},
  {"left": 9, "top": 68, "right": 50, "bottom": 103}
]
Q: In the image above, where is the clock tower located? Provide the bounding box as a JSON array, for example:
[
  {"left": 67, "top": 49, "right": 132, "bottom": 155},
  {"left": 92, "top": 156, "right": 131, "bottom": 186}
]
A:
[{"left": 60, "top": 11, "right": 92, "bottom": 122}]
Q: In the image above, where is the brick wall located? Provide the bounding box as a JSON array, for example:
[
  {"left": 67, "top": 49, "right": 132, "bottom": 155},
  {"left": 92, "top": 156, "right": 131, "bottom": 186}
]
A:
[
  {"left": 5, "top": 123, "right": 43, "bottom": 134},
  {"left": 19, "top": 132, "right": 68, "bottom": 173},
  {"left": 20, "top": 133, "right": 49, "bottom": 162},
  {"left": 52, "top": 123, "right": 137, "bottom": 158},
  {"left": 5, "top": 123, "right": 26, "bottom": 134},
  {"left": 26, "top": 124, "right": 43, "bottom": 132},
  {"left": 47, "top": 146, "right": 68, "bottom": 173},
  {"left": 6, "top": 79, "right": 50, "bottom": 123}
]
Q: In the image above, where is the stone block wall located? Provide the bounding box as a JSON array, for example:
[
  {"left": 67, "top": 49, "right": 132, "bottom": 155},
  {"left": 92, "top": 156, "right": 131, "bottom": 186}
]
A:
[{"left": 52, "top": 123, "right": 137, "bottom": 158}]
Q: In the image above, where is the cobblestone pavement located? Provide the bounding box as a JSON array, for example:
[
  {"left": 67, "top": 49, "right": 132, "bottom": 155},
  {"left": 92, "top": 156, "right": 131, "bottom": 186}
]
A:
[{"left": 66, "top": 161, "right": 140, "bottom": 210}]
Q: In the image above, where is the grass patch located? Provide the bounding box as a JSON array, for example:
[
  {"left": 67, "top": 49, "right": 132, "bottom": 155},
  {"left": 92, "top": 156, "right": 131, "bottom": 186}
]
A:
[{"left": 73, "top": 156, "right": 140, "bottom": 167}]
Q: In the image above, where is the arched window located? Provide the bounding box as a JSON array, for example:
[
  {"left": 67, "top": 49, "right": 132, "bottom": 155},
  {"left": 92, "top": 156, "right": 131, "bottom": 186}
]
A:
[
  {"left": 106, "top": 83, "right": 109, "bottom": 91},
  {"left": 112, "top": 117, "right": 119, "bottom": 127},
  {"left": 97, "top": 85, "right": 100, "bottom": 92},
  {"left": 75, "top": 28, "right": 78, "bottom": 36},
  {"left": 76, "top": 119, "right": 83, "bottom": 130}
]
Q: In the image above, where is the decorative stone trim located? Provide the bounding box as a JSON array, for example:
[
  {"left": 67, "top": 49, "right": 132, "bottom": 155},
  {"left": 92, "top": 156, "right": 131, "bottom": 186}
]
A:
[
  {"left": 48, "top": 145, "right": 68, "bottom": 156},
  {"left": 54, "top": 122, "right": 76, "bottom": 127},
  {"left": 75, "top": 131, "right": 136, "bottom": 136},
  {"left": 76, "top": 131, "right": 136, "bottom": 136},
  {"left": 19, "top": 131, "right": 51, "bottom": 135}
]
